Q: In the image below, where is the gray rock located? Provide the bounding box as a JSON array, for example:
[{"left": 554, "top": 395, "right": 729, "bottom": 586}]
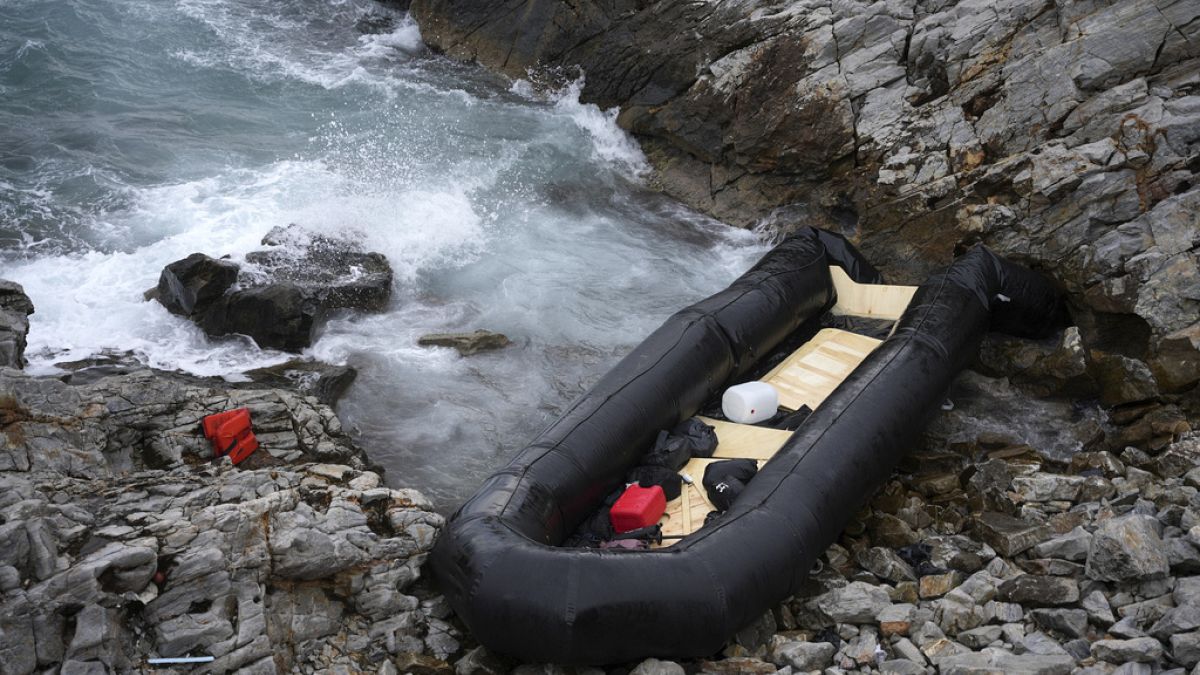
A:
[
  {"left": 974, "top": 512, "right": 1053, "bottom": 557},
  {"left": 1012, "top": 474, "right": 1085, "bottom": 503},
  {"left": 1087, "top": 515, "right": 1171, "bottom": 582},
  {"left": 154, "top": 227, "right": 394, "bottom": 352},
  {"left": 958, "top": 625, "right": 1003, "bottom": 649},
  {"left": 1150, "top": 605, "right": 1200, "bottom": 641},
  {"left": 1092, "top": 637, "right": 1165, "bottom": 664},
  {"left": 152, "top": 253, "right": 239, "bottom": 318},
  {"left": 935, "top": 648, "right": 1075, "bottom": 675},
  {"left": 816, "top": 582, "right": 892, "bottom": 624},
  {"left": 1030, "top": 609, "right": 1089, "bottom": 639},
  {"left": 857, "top": 547, "right": 917, "bottom": 582},
  {"left": 1111, "top": 616, "right": 1148, "bottom": 639},
  {"left": 1033, "top": 527, "right": 1093, "bottom": 562},
  {"left": 879, "top": 659, "right": 925, "bottom": 675},
  {"left": 772, "top": 641, "right": 836, "bottom": 671},
  {"left": 1172, "top": 631, "right": 1200, "bottom": 669},
  {"left": 0, "top": 280, "right": 35, "bottom": 369},
  {"left": 998, "top": 575, "right": 1080, "bottom": 607},
  {"left": 1021, "top": 631, "right": 1070, "bottom": 656},
  {"left": 1082, "top": 590, "right": 1116, "bottom": 626}
]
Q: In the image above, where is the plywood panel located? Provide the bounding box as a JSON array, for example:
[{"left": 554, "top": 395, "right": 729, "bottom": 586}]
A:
[
  {"left": 762, "top": 328, "right": 882, "bottom": 411},
  {"left": 697, "top": 416, "right": 793, "bottom": 460},
  {"left": 829, "top": 265, "right": 917, "bottom": 321}
]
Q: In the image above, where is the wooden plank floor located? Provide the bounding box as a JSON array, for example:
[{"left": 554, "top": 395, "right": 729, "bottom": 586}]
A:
[
  {"left": 696, "top": 417, "right": 791, "bottom": 460},
  {"left": 762, "top": 328, "right": 882, "bottom": 411},
  {"left": 653, "top": 328, "right": 885, "bottom": 544}
]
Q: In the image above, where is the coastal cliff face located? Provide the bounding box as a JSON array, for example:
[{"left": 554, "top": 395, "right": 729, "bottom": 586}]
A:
[{"left": 411, "top": 0, "right": 1200, "bottom": 414}]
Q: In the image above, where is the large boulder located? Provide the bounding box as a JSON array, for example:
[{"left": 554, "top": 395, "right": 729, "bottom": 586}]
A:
[
  {"left": 151, "top": 226, "right": 394, "bottom": 352},
  {"left": 1086, "top": 514, "right": 1171, "bottom": 582},
  {"left": 0, "top": 280, "right": 35, "bottom": 368},
  {"left": 151, "top": 253, "right": 239, "bottom": 317}
]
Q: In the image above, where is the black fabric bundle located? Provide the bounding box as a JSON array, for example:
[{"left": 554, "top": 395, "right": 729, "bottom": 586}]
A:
[{"left": 702, "top": 459, "right": 759, "bottom": 512}]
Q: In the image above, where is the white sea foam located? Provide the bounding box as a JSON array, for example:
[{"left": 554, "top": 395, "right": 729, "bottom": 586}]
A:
[
  {"left": 552, "top": 79, "right": 650, "bottom": 179},
  {"left": 7, "top": 159, "right": 490, "bottom": 377}
]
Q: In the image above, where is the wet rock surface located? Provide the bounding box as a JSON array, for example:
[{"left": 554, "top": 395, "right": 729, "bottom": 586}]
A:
[
  {"left": 417, "top": 330, "right": 512, "bottom": 356},
  {"left": 150, "top": 225, "right": 394, "bottom": 352}
]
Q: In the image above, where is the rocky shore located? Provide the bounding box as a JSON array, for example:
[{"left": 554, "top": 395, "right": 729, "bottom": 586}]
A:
[
  {"left": 0, "top": 280, "right": 454, "bottom": 674},
  {"left": 2, "top": 0, "right": 1199, "bottom": 673}
]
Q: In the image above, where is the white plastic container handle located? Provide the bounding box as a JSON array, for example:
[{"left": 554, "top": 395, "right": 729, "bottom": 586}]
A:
[{"left": 722, "top": 382, "right": 779, "bottom": 424}]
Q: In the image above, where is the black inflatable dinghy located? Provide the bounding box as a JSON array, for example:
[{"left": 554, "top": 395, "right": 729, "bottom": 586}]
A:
[{"left": 431, "top": 227, "right": 1064, "bottom": 664}]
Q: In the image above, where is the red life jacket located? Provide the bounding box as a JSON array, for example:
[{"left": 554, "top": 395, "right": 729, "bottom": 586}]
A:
[{"left": 201, "top": 408, "right": 259, "bottom": 465}]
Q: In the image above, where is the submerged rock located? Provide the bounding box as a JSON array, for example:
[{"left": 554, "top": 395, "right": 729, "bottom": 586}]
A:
[
  {"left": 418, "top": 329, "right": 512, "bottom": 356},
  {"left": 0, "top": 280, "right": 35, "bottom": 369}
]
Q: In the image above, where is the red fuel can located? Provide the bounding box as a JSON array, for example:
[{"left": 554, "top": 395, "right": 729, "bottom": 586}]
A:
[{"left": 609, "top": 484, "right": 667, "bottom": 533}]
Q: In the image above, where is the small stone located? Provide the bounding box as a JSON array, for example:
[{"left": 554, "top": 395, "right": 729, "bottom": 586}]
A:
[
  {"left": 1022, "top": 631, "right": 1070, "bottom": 656},
  {"left": 957, "top": 625, "right": 1003, "bottom": 649},
  {"left": 418, "top": 330, "right": 511, "bottom": 356},
  {"left": 454, "top": 646, "right": 509, "bottom": 675},
  {"left": 1091, "top": 637, "right": 1164, "bottom": 664},
  {"left": 840, "top": 630, "right": 880, "bottom": 667},
  {"left": 974, "top": 512, "right": 1053, "bottom": 557},
  {"left": 920, "top": 571, "right": 963, "bottom": 599},
  {"left": 890, "top": 581, "right": 919, "bottom": 604},
  {"left": 934, "top": 648, "right": 1075, "bottom": 674},
  {"left": 857, "top": 547, "right": 917, "bottom": 582},
  {"left": 985, "top": 600, "right": 1025, "bottom": 623},
  {"left": 1079, "top": 476, "right": 1118, "bottom": 502},
  {"left": 1150, "top": 605, "right": 1200, "bottom": 641},
  {"left": 630, "top": 658, "right": 685, "bottom": 675},
  {"left": 1171, "top": 631, "right": 1200, "bottom": 669},
  {"left": 892, "top": 637, "right": 926, "bottom": 665},
  {"left": 879, "top": 659, "right": 924, "bottom": 675},
  {"left": 998, "top": 575, "right": 1080, "bottom": 607},
  {"left": 1033, "top": 527, "right": 1093, "bottom": 562},
  {"left": 816, "top": 582, "right": 892, "bottom": 624},
  {"left": 1030, "top": 608, "right": 1089, "bottom": 639},
  {"left": 772, "top": 641, "right": 836, "bottom": 671},
  {"left": 1110, "top": 616, "right": 1147, "bottom": 639},
  {"left": 877, "top": 603, "right": 918, "bottom": 637},
  {"left": 1012, "top": 474, "right": 1085, "bottom": 502},
  {"left": 1082, "top": 590, "right": 1116, "bottom": 626}
]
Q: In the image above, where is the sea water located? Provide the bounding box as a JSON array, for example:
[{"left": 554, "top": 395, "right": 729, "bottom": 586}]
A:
[{"left": 0, "top": 0, "right": 767, "bottom": 506}]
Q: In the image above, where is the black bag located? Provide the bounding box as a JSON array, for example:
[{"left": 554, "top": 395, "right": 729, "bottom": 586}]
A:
[
  {"left": 762, "top": 405, "right": 812, "bottom": 431},
  {"left": 702, "top": 459, "right": 759, "bottom": 512},
  {"left": 627, "top": 465, "right": 683, "bottom": 501},
  {"left": 643, "top": 418, "right": 719, "bottom": 470},
  {"left": 671, "top": 417, "right": 718, "bottom": 458}
]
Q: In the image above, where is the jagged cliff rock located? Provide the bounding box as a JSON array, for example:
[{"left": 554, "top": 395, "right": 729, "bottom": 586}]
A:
[
  {"left": 410, "top": 0, "right": 1200, "bottom": 412},
  {"left": 0, "top": 281, "right": 34, "bottom": 369},
  {"left": 0, "top": 367, "right": 450, "bottom": 674}
]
